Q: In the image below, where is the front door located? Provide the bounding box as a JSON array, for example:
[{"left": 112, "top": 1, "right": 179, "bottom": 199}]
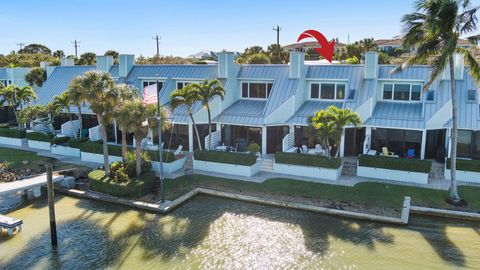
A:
[
  {"left": 344, "top": 128, "right": 366, "bottom": 156},
  {"left": 267, "top": 126, "right": 289, "bottom": 154}
]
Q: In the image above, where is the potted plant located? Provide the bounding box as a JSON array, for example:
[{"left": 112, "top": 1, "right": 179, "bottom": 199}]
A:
[{"left": 247, "top": 143, "right": 261, "bottom": 159}]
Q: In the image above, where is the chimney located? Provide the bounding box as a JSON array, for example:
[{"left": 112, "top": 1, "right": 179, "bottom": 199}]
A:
[
  {"left": 217, "top": 51, "right": 236, "bottom": 78},
  {"left": 60, "top": 58, "right": 75, "bottom": 66},
  {"left": 96, "top": 55, "right": 114, "bottom": 73},
  {"left": 119, "top": 54, "right": 135, "bottom": 77},
  {"left": 364, "top": 51, "right": 378, "bottom": 79},
  {"left": 289, "top": 50, "right": 305, "bottom": 79},
  {"left": 39, "top": 61, "right": 55, "bottom": 78}
]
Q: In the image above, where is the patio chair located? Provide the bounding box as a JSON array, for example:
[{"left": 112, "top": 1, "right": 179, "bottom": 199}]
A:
[
  {"left": 231, "top": 143, "right": 238, "bottom": 152},
  {"left": 404, "top": 149, "right": 415, "bottom": 159},
  {"left": 174, "top": 144, "right": 183, "bottom": 156},
  {"left": 314, "top": 144, "right": 326, "bottom": 155},
  {"left": 382, "top": 147, "right": 398, "bottom": 157},
  {"left": 301, "top": 145, "right": 308, "bottom": 153}
]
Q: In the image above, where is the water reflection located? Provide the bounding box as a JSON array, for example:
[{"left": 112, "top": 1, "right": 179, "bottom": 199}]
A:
[{"left": 0, "top": 195, "right": 479, "bottom": 269}]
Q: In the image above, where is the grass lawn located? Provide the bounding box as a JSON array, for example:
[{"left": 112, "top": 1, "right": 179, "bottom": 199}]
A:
[
  {"left": 0, "top": 147, "right": 89, "bottom": 173},
  {"left": 165, "top": 174, "right": 480, "bottom": 213}
]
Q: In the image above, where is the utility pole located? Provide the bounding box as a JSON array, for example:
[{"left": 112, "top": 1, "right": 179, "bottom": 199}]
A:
[
  {"left": 273, "top": 25, "right": 281, "bottom": 47},
  {"left": 156, "top": 79, "right": 165, "bottom": 203},
  {"left": 16, "top": 42, "right": 25, "bottom": 51},
  {"left": 46, "top": 163, "right": 58, "bottom": 248},
  {"left": 72, "top": 40, "right": 81, "bottom": 58},
  {"left": 152, "top": 35, "right": 160, "bottom": 61}
]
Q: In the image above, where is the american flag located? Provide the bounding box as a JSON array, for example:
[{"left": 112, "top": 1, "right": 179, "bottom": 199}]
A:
[{"left": 143, "top": 83, "right": 159, "bottom": 105}]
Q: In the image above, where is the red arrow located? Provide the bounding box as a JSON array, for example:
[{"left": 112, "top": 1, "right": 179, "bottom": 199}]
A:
[{"left": 297, "top": 30, "right": 335, "bottom": 62}]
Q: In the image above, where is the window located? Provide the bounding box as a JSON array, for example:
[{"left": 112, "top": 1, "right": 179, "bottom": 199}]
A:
[
  {"left": 426, "top": 90, "right": 435, "bottom": 101},
  {"left": 177, "top": 82, "right": 191, "bottom": 90},
  {"left": 310, "top": 83, "right": 346, "bottom": 100},
  {"left": 143, "top": 81, "right": 163, "bottom": 90},
  {"left": 382, "top": 83, "right": 422, "bottom": 101},
  {"left": 383, "top": 84, "right": 393, "bottom": 99},
  {"left": 347, "top": 89, "right": 356, "bottom": 100},
  {"left": 467, "top": 89, "right": 477, "bottom": 102},
  {"left": 0, "top": 80, "right": 9, "bottom": 87},
  {"left": 241, "top": 82, "right": 273, "bottom": 99}
]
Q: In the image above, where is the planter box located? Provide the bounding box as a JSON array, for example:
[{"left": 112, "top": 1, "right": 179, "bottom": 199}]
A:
[
  {"left": 0, "top": 136, "right": 25, "bottom": 147},
  {"left": 81, "top": 151, "right": 123, "bottom": 164},
  {"left": 357, "top": 165, "right": 428, "bottom": 184},
  {"left": 273, "top": 162, "right": 342, "bottom": 181},
  {"left": 444, "top": 168, "right": 480, "bottom": 184},
  {"left": 152, "top": 157, "right": 187, "bottom": 174},
  {"left": 193, "top": 158, "right": 261, "bottom": 177},
  {"left": 51, "top": 145, "right": 80, "bottom": 157},
  {"left": 28, "top": 140, "right": 51, "bottom": 151}
]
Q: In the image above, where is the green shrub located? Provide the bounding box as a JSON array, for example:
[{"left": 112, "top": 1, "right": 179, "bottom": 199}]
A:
[
  {"left": 26, "top": 131, "right": 55, "bottom": 142},
  {"left": 110, "top": 161, "right": 130, "bottom": 183},
  {"left": 358, "top": 155, "right": 432, "bottom": 173},
  {"left": 275, "top": 152, "right": 342, "bottom": 169},
  {"left": 79, "top": 141, "right": 124, "bottom": 156},
  {"left": 68, "top": 137, "right": 89, "bottom": 148},
  {"left": 88, "top": 169, "right": 156, "bottom": 198},
  {"left": 247, "top": 143, "right": 261, "bottom": 153},
  {"left": 194, "top": 150, "right": 257, "bottom": 166},
  {"left": 0, "top": 128, "right": 26, "bottom": 138},
  {"left": 146, "top": 150, "right": 175, "bottom": 162},
  {"left": 125, "top": 151, "right": 152, "bottom": 176},
  {"left": 446, "top": 158, "right": 480, "bottom": 172},
  {"left": 51, "top": 136, "right": 70, "bottom": 145}
]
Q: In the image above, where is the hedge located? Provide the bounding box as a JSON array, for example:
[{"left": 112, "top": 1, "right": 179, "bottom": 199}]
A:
[
  {"left": 0, "top": 128, "right": 26, "bottom": 139},
  {"left": 194, "top": 150, "right": 257, "bottom": 166},
  {"left": 88, "top": 170, "right": 156, "bottom": 198},
  {"left": 446, "top": 158, "right": 480, "bottom": 173},
  {"left": 79, "top": 141, "right": 175, "bottom": 162},
  {"left": 26, "top": 131, "right": 55, "bottom": 142},
  {"left": 358, "top": 155, "right": 432, "bottom": 173},
  {"left": 51, "top": 136, "right": 70, "bottom": 145},
  {"left": 275, "top": 152, "right": 341, "bottom": 169},
  {"left": 68, "top": 137, "right": 89, "bottom": 148}
]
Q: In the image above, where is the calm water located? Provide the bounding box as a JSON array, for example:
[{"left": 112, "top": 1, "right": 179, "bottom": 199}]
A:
[{"left": 0, "top": 195, "right": 479, "bottom": 270}]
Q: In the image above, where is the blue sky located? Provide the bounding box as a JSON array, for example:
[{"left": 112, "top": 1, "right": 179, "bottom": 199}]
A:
[{"left": 1, "top": 0, "right": 479, "bottom": 57}]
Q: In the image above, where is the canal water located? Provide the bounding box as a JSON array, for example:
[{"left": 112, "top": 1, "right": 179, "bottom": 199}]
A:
[{"left": 0, "top": 195, "right": 479, "bottom": 269}]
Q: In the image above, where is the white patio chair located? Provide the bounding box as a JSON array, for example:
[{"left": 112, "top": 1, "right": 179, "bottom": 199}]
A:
[
  {"left": 231, "top": 143, "right": 238, "bottom": 152},
  {"left": 174, "top": 144, "right": 183, "bottom": 155},
  {"left": 301, "top": 145, "right": 308, "bottom": 153}
]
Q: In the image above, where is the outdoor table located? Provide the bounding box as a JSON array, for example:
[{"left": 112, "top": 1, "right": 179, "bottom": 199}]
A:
[{"left": 215, "top": 145, "right": 229, "bottom": 151}]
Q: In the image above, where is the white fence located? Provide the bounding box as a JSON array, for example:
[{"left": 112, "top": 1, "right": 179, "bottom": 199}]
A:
[
  {"left": 204, "top": 130, "right": 221, "bottom": 150},
  {"left": 88, "top": 125, "right": 102, "bottom": 141},
  {"left": 61, "top": 120, "right": 80, "bottom": 138},
  {"left": 282, "top": 133, "right": 294, "bottom": 152}
]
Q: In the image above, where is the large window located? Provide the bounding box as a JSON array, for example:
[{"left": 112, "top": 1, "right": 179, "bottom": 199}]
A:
[
  {"left": 310, "top": 83, "right": 346, "bottom": 100},
  {"left": 142, "top": 80, "right": 163, "bottom": 90},
  {"left": 457, "top": 130, "right": 480, "bottom": 159},
  {"left": 382, "top": 83, "right": 422, "bottom": 101},
  {"left": 467, "top": 89, "right": 477, "bottom": 102},
  {"left": 371, "top": 128, "right": 422, "bottom": 157},
  {"left": 177, "top": 82, "right": 191, "bottom": 90},
  {"left": 241, "top": 82, "right": 273, "bottom": 99}
]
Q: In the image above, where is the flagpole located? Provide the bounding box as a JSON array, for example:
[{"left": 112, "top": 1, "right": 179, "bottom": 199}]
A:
[{"left": 156, "top": 79, "right": 165, "bottom": 203}]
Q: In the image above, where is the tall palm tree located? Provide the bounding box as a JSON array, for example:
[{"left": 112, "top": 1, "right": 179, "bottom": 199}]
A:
[
  {"left": 327, "top": 106, "right": 362, "bottom": 157},
  {"left": 170, "top": 84, "right": 203, "bottom": 150},
  {"left": 113, "top": 84, "right": 138, "bottom": 160},
  {"left": 396, "top": 0, "right": 480, "bottom": 203},
  {"left": 309, "top": 111, "right": 339, "bottom": 159},
  {"left": 0, "top": 84, "right": 37, "bottom": 130},
  {"left": 190, "top": 79, "right": 225, "bottom": 150},
  {"left": 52, "top": 91, "right": 76, "bottom": 138},
  {"left": 119, "top": 98, "right": 160, "bottom": 177},
  {"left": 66, "top": 81, "right": 86, "bottom": 138},
  {"left": 359, "top": 38, "right": 378, "bottom": 54},
  {"left": 72, "top": 71, "right": 117, "bottom": 175}
]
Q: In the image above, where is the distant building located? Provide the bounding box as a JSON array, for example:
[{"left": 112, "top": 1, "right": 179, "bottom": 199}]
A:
[
  {"left": 375, "top": 37, "right": 473, "bottom": 54},
  {"left": 283, "top": 41, "right": 347, "bottom": 53}
]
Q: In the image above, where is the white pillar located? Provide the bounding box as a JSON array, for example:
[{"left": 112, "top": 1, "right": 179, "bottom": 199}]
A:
[
  {"left": 113, "top": 119, "right": 118, "bottom": 144},
  {"left": 188, "top": 123, "right": 194, "bottom": 152},
  {"left": 447, "top": 128, "right": 452, "bottom": 158},
  {"left": 420, "top": 130, "right": 427, "bottom": 159},
  {"left": 339, "top": 129, "right": 345, "bottom": 157},
  {"left": 364, "top": 127, "right": 372, "bottom": 154},
  {"left": 261, "top": 126, "right": 267, "bottom": 155}
]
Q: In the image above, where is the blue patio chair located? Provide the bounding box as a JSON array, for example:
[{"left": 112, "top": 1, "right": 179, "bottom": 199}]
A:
[{"left": 404, "top": 149, "right": 415, "bottom": 159}]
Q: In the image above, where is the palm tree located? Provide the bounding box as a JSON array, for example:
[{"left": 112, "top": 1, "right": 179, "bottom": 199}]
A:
[
  {"left": 309, "top": 111, "right": 339, "bottom": 159},
  {"left": 113, "top": 84, "right": 138, "bottom": 160},
  {"left": 170, "top": 84, "right": 203, "bottom": 150},
  {"left": 119, "top": 98, "right": 160, "bottom": 177},
  {"left": 327, "top": 106, "right": 362, "bottom": 157},
  {"left": 72, "top": 71, "right": 117, "bottom": 175},
  {"left": 359, "top": 38, "right": 378, "bottom": 54},
  {"left": 52, "top": 91, "right": 76, "bottom": 138},
  {"left": 396, "top": 0, "right": 480, "bottom": 203},
  {"left": 190, "top": 79, "right": 225, "bottom": 150},
  {"left": 0, "top": 84, "right": 37, "bottom": 130},
  {"left": 66, "top": 80, "right": 86, "bottom": 138}
]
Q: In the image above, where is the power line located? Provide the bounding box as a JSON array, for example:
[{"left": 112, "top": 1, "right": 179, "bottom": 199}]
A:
[
  {"left": 16, "top": 42, "right": 25, "bottom": 51},
  {"left": 71, "top": 40, "right": 81, "bottom": 58}
]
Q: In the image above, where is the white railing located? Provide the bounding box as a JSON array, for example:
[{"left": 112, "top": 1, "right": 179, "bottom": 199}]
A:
[
  {"left": 363, "top": 134, "right": 371, "bottom": 154},
  {"left": 60, "top": 120, "right": 80, "bottom": 138},
  {"left": 88, "top": 125, "right": 102, "bottom": 141},
  {"left": 282, "top": 133, "right": 294, "bottom": 152},
  {"left": 204, "top": 130, "right": 221, "bottom": 150}
]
